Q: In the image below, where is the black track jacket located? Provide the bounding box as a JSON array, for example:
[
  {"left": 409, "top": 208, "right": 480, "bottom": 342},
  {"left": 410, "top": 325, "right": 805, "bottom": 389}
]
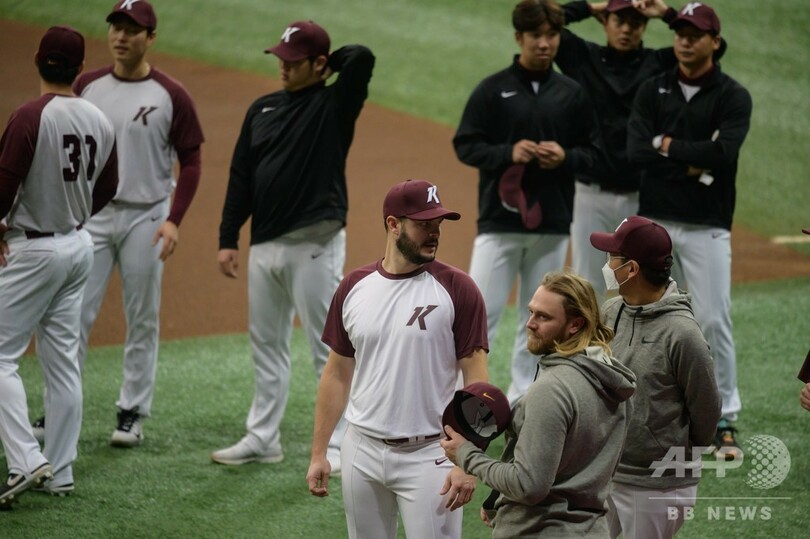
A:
[
  {"left": 454, "top": 57, "right": 600, "bottom": 235},
  {"left": 556, "top": 1, "right": 679, "bottom": 192},
  {"left": 627, "top": 65, "right": 752, "bottom": 230},
  {"left": 219, "top": 45, "right": 375, "bottom": 249}
]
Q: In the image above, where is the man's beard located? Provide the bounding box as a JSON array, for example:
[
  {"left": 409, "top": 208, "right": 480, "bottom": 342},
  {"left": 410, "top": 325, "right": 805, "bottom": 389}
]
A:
[{"left": 397, "top": 229, "right": 436, "bottom": 265}]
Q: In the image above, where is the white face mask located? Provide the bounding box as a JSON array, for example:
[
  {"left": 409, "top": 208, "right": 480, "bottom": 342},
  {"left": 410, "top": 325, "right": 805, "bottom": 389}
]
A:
[{"left": 602, "top": 260, "right": 631, "bottom": 291}]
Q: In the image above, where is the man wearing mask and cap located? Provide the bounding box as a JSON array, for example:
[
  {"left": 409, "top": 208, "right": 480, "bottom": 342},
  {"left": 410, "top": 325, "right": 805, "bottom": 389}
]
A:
[
  {"left": 29, "top": 0, "right": 206, "bottom": 449},
  {"left": 591, "top": 216, "right": 721, "bottom": 538},
  {"left": 627, "top": 2, "right": 752, "bottom": 460},
  {"left": 307, "top": 180, "right": 488, "bottom": 539},
  {"left": 0, "top": 25, "right": 118, "bottom": 505},
  {"left": 215, "top": 21, "right": 374, "bottom": 469},
  {"left": 442, "top": 270, "right": 636, "bottom": 538}
]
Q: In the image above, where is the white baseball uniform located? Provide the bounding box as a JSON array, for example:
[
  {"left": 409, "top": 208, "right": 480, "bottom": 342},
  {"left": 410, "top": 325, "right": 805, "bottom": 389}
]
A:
[
  {"left": 73, "top": 66, "right": 203, "bottom": 418},
  {"left": 0, "top": 94, "right": 117, "bottom": 487},
  {"left": 322, "top": 259, "right": 488, "bottom": 538}
]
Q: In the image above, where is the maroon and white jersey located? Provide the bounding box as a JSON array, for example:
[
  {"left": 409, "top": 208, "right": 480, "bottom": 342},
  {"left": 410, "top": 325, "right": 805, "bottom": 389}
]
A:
[
  {"left": 74, "top": 66, "right": 204, "bottom": 204},
  {"left": 322, "top": 259, "right": 488, "bottom": 439},
  {"left": 0, "top": 94, "right": 117, "bottom": 233}
]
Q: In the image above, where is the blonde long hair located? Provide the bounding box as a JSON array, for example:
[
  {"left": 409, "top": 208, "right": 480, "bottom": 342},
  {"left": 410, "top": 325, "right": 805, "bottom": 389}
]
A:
[{"left": 541, "top": 271, "right": 613, "bottom": 356}]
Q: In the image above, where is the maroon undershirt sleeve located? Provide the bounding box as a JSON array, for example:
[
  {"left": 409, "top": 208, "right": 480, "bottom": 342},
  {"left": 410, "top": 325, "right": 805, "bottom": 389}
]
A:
[{"left": 167, "top": 145, "right": 201, "bottom": 226}]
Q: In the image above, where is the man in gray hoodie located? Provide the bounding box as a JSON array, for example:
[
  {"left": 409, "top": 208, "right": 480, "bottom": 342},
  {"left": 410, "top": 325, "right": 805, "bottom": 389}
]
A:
[
  {"left": 590, "top": 215, "right": 721, "bottom": 539},
  {"left": 441, "top": 271, "right": 636, "bottom": 537}
]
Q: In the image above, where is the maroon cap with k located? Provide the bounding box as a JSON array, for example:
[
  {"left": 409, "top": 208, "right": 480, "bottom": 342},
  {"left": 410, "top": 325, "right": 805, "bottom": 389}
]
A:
[
  {"left": 442, "top": 382, "right": 512, "bottom": 451},
  {"left": 36, "top": 26, "right": 85, "bottom": 69},
  {"left": 669, "top": 2, "right": 721, "bottom": 34},
  {"left": 383, "top": 180, "right": 460, "bottom": 221},
  {"left": 106, "top": 0, "right": 157, "bottom": 31},
  {"left": 266, "top": 20, "right": 330, "bottom": 62},
  {"left": 590, "top": 216, "right": 674, "bottom": 270}
]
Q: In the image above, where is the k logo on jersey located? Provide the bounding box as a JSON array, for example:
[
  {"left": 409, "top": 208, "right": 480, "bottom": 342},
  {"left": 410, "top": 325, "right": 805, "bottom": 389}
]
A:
[
  {"left": 133, "top": 106, "right": 158, "bottom": 126},
  {"left": 407, "top": 305, "right": 438, "bottom": 330}
]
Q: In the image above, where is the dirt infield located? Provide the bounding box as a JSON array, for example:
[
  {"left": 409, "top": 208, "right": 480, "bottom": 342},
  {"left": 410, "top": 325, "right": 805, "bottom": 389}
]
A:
[{"left": 2, "top": 19, "right": 809, "bottom": 346}]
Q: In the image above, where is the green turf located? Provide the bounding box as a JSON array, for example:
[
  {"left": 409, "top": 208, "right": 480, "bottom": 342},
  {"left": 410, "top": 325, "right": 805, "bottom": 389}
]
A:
[
  {"left": 0, "top": 0, "right": 807, "bottom": 236},
  {"left": 3, "top": 278, "right": 808, "bottom": 537}
]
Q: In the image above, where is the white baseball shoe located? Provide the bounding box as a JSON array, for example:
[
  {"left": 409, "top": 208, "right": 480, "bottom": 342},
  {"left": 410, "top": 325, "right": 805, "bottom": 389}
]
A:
[
  {"left": 33, "top": 480, "right": 75, "bottom": 497},
  {"left": 210, "top": 437, "right": 284, "bottom": 465},
  {"left": 0, "top": 463, "right": 53, "bottom": 509},
  {"left": 110, "top": 407, "right": 143, "bottom": 448}
]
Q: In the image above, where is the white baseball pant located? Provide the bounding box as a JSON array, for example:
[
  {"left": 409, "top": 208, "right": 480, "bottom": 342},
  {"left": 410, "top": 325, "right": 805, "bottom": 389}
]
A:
[
  {"left": 341, "top": 424, "right": 460, "bottom": 539},
  {"left": 607, "top": 482, "right": 698, "bottom": 539},
  {"left": 0, "top": 229, "right": 93, "bottom": 486},
  {"left": 656, "top": 219, "right": 740, "bottom": 421},
  {"left": 78, "top": 198, "right": 169, "bottom": 417},
  {"left": 244, "top": 227, "right": 346, "bottom": 455},
  {"left": 468, "top": 232, "right": 569, "bottom": 403},
  {"left": 570, "top": 181, "right": 639, "bottom": 301}
]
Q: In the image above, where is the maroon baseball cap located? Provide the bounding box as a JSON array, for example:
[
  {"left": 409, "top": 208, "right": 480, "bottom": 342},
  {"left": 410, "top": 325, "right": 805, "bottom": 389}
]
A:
[
  {"left": 669, "top": 2, "right": 721, "bottom": 34},
  {"left": 499, "top": 164, "right": 542, "bottom": 230},
  {"left": 803, "top": 228, "right": 810, "bottom": 235},
  {"left": 605, "top": 0, "right": 639, "bottom": 13},
  {"left": 36, "top": 26, "right": 85, "bottom": 69},
  {"left": 383, "top": 180, "right": 460, "bottom": 221},
  {"left": 442, "top": 382, "right": 511, "bottom": 451},
  {"left": 266, "top": 20, "right": 330, "bottom": 62},
  {"left": 106, "top": 0, "right": 158, "bottom": 31},
  {"left": 590, "top": 216, "right": 674, "bottom": 270}
]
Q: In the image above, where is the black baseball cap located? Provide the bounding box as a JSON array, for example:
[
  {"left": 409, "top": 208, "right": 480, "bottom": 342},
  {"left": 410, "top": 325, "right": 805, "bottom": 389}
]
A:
[
  {"left": 36, "top": 26, "right": 85, "bottom": 69},
  {"left": 442, "top": 382, "right": 511, "bottom": 450}
]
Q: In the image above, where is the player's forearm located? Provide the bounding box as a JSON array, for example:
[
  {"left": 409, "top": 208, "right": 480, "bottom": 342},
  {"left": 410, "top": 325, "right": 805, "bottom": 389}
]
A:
[
  {"left": 167, "top": 146, "right": 202, "bottom": 226},
  {"left": 311, "top": 355, "right": 353, "bottom": 457}
]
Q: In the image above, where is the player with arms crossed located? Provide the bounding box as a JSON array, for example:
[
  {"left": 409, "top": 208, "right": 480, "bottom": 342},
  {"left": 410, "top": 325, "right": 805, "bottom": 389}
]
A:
[
  {"left": 307, "top": 180, "right": 488, "bottom": 539},
  {"left": 0, "top": 26, "right": 117, "bottom": 506},
  {"left": 29, "top": 0, "right": 206, "bottom": 447}
]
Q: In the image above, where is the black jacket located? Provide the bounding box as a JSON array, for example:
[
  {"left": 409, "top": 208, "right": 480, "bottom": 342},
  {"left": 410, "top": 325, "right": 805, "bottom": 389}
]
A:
[
  {"left": 219, "top": 45, "right": 375, "bottom": 248},
  {"left": 453, "top": 57, "right": 600, "bottom": 234},
  {"left": 556, "top": 1, "right": 680, "bottom": 192},
  {"left": 627, "top": 65, "right": 752, "bottom": 230}
]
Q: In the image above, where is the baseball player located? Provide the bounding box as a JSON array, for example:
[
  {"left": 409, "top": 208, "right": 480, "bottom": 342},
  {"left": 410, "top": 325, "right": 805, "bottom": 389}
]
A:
[
  {"left": 556, "top": 0, "right": 699, "bottom": 300},
  {"left": 0, "top": 26, "right": 117, "bottom": 506},
  {"left": 214, "top": 21, "right": 374, "bottom": 468},
  {"left": 441, "top": 271, "right": 636, "bottom": 537},
  {"left": 29, "top": 0, "right": 205, "bottom": 447},
  {"left": 307, "top": 180, "right": 489, "bottom": 539},
  {"left": 627, "top": 2, "right": 752, "bottom": 459},
  {"left": 453, "top": 0, "right": 600, "bottom": 403}
]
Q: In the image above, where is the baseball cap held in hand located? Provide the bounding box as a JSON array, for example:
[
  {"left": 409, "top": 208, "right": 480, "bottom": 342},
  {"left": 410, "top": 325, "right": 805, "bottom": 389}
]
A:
[
  {"left": 383, "top": 180, "right": 461, "bottom": 221},
  {"left": 442, "top": 382, "right": 511, "bottom": 450},
  {"left": 266, "top": 20, "right": 330, "bottom": 62},
  {"left": 669, "top": 2, "right": 721, "bottom": 34},
  {"left": 590, "top": 216, "right": 674, "bottom": 270},
  {"left": 106, "top": 0, "right": 158, "bottom": 31},
  {"left": 36, "top": 26, "right": 85, "bottom": 69},
  {"left": 499, "top": 164, "right": 542, "bottom": 229}
]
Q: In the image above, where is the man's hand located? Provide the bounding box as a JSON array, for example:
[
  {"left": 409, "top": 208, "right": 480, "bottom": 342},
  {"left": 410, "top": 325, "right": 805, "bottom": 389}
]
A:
[
  {"left": 801, "top": 383, "right": 810, "bottom": 412},
  {"left": 439, "top": 466, "right": 477, "bottom": 511},
  {"left": 512, "top": 139, "right": 540, "bottom": 164},
  {"left": 480, "top": 507, "right": 494, "bottom": 528},
  {"left": 306, "top": 456, "right": 333, "bottom": 497},
  {"left": 152, "top": 221, "right": 179, "bottom": 262},
  {"left": 0, "top": 222, "right": 7, "bottom": 267},
  {"left": 440, "top": 425, "right": 470, "bottom": 465},
  {"left": 536, "top": 141, "right": 565, "bottom": 169},
  {"left": 636, "top": 0, "right": 669, "bottom": 18},
  {"left": 217, "top": 249, "right": 240, "bottom": 278}
]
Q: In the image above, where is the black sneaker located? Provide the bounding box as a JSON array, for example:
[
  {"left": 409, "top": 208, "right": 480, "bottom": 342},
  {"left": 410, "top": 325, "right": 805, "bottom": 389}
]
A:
[
  {"left": 713, "top": 425, "right": 743, "bottom": 462},
  {"left": 32, "top": 416, "right": 45, "bottom": 444},
  {"left": 0, "top": 463, "right": 53, "bottom": 509},
  {"left": 110, "top": 407, "right": 143, "bottom": 448}
]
